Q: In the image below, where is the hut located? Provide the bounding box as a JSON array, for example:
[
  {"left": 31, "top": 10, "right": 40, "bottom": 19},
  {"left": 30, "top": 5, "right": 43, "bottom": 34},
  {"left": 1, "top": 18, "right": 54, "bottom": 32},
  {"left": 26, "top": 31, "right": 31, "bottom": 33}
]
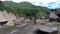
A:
[
  {"left": 2, "top": 10, "right": 17, "bottom": 26},
  {"left": 49, "top": 8, "right": 60, "bottom": 22},
  {"left": 49, "top": 12, "right": 58, "bottom": 22},
  {"left": 0, "top": 10, "right": 8, "bottom": 26},
  {"left": 0, "top": 10, "right": 17, "bottom": 26},
  {"left": 0, "top": 10, "right": 26, "bottom": 26}
]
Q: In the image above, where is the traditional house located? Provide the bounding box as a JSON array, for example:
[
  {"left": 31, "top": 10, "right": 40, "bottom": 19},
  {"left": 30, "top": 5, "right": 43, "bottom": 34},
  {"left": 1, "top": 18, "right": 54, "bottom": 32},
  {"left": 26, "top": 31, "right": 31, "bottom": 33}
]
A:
[
  {"left": 0, "top": 10, "right": 17, "bottom": 26},
  {"left": 0, "top": 10, "right": 26, "bottom": 27},
  {"left": 0, "top": 10, "right": 8, "bottom": 26},
  {"left": 49, "top": 8, "right": 60, "bottom": 22}
]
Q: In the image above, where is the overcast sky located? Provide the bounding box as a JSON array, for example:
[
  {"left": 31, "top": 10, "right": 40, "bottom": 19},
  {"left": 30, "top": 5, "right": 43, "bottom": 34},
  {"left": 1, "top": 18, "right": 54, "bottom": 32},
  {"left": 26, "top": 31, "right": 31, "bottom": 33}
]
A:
[{"left": 1, "top": 0, "right": 60, "bottom": 9}]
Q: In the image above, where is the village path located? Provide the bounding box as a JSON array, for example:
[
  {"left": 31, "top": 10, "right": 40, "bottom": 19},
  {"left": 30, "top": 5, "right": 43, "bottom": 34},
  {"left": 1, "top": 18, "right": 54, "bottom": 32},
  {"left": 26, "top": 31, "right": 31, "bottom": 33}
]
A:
[
  {"left": 6, "top": 20, "right": 60, "bottom": 34},
  {"left": 9, "top": 25, "right": 35, "bottom": 34},
  {"left": 0, "top": 19, "right": 60, "bottom": 34},
  {"left": 17, "top": 21, "right": 60, "bottom": 34}
]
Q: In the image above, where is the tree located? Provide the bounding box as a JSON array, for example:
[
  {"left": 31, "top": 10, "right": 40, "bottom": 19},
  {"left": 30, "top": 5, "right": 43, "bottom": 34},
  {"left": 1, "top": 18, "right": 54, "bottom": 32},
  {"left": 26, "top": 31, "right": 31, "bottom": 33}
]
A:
[
  {"left": 23, "top": 8, "right": 40, "bottom": 24},
  {"left": 0, "top": 1, "right": 5, "bottom": 10},
  {"left": 31, "top": 9, "right": 40, "bottom": 24}
]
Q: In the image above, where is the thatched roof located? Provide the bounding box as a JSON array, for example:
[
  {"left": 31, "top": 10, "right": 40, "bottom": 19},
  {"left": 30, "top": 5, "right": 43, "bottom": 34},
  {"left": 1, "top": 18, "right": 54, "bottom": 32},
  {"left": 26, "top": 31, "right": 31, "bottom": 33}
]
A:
[
  {"left": 0, "top": 10, "right": 17, "bottom": 26},
  {"left": 0, "top": 10, "right": 7, "bottom": 22},
  {"left": 49, "top": 12, "right": 58, "bottom": 18}
]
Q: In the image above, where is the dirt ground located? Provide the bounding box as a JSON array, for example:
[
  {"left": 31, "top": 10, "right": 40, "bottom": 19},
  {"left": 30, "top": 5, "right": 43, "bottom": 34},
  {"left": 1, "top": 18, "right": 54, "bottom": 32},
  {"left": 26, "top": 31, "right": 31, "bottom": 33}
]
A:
[
  {"left": 18, "top": 19, "right": 60, "bottom": 34},
  {"left": 0, "top": 19, "right": 60, "bottom": 34}
]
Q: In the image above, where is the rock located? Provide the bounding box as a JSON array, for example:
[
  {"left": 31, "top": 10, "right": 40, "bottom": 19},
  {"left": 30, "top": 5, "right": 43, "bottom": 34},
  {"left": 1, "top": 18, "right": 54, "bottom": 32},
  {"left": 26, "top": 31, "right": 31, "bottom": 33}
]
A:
[{"left": 34, "top": 25, "right": 58, "bottom": 34}]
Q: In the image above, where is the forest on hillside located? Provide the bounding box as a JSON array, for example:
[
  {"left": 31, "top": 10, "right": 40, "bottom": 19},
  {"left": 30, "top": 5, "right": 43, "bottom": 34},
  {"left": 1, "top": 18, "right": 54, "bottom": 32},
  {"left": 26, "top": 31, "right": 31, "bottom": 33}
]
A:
[{"left": 0, "top": 1, "right": 54, "bottom": 19}]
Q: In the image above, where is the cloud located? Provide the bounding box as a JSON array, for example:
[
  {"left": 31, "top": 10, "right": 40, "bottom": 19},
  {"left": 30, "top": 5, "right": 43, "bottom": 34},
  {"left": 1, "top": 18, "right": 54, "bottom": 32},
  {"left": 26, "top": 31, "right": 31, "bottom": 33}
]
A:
[
  {"left": 32, "top": 0, "right": 60, "bottom": 9},
  {"left": 11, "top": 0, "right": 32, "bottom": 3},
  {"left": 32, "top": 0, "right": 59, "bottom": 9},
  {"left": 47, "top": 0, "right": 60, "bottom": 9},
  {"left": 1, "top": 0, "right": 60, "bottom": 9}
]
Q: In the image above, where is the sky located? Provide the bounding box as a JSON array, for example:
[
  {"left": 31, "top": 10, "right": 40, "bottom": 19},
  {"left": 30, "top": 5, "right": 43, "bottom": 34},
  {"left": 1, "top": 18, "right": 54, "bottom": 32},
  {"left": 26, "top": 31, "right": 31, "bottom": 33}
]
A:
[{"left": 1, "top": 0, "right": 60, "bottom": 9}]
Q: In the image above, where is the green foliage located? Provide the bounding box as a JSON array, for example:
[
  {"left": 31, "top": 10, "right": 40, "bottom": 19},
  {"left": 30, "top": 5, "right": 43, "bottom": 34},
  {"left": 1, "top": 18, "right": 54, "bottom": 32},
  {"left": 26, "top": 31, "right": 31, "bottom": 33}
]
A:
[
  {"left": 0, "top": 1, "right": 5, "bottom": 10},
  {"left": 50, "top": 8, "right": 57, "bottom": 11},
  {"left": 0, "top": 1, "right": 51, "bottom": 19}
]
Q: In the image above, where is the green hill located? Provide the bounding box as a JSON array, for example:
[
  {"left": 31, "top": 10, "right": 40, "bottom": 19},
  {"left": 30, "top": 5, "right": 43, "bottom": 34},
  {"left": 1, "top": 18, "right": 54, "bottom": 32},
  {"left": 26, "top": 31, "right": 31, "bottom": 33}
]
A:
[
  {"left": 4, "top": 1, "right": 51, "bottom": 12},
  {"left": 1, "top": 1, "right": 51, "bottom": 18}
]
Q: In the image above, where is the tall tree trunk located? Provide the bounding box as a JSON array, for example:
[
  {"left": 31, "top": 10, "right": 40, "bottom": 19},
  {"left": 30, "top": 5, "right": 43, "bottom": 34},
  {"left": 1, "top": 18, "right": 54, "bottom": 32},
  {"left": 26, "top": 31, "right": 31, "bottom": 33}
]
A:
[{"left": 34, "top": 17, "right": 37, "bottom": 25}]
